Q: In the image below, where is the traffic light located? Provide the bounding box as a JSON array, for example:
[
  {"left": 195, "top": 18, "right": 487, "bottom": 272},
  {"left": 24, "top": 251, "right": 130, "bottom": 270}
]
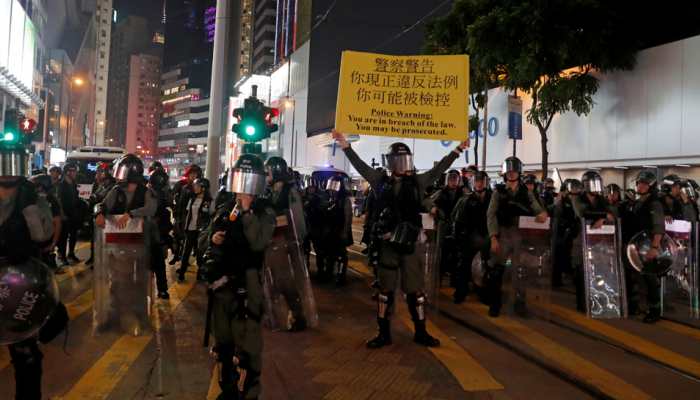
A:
[
  {"left": 1, "top": 109, "right": 24, "bottom": 149},
  {"left": 232, "top": 97, "right": 279, "bottom": 143}
]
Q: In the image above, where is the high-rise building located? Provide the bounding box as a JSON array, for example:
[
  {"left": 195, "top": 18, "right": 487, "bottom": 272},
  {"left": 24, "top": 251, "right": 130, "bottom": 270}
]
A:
[
  {"left": 251, "top": 0, "right": 275, "bottom": 74},
  {"left": 125, "top": 54, "right": 161, "bottom": 158},
  {"left": 106, "top": 15, "right": 163, "bottom": 149},
  {"left": 43, "top": 49, "right": 74, "bottom": 152},
  {"left": 93, "top": 0, "right": 112, "bottom": 146}
]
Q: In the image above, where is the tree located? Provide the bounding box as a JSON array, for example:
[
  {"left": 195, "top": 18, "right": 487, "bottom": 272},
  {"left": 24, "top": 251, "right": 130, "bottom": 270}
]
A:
[
  {"left": 468, "top": 0, "right": 638, "bottom": 179},
  {"left": 424, "top": 0, "right": 495, "bottom": 168}
]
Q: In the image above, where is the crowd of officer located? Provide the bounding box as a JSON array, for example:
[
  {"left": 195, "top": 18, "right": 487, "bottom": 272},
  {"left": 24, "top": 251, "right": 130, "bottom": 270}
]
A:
[{"left": 5, "top": 124, "right": 700, "bottom": 399}]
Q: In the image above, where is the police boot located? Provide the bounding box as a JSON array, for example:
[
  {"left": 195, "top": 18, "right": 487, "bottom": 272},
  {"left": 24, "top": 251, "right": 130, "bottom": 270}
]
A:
[
  {"left": 366, "top": 292, "right": 393, "bottom": 349},
  {"left": 574, "top": 264, "right": 586, "bottom": 313},
  {"left": 485, "top": 266, "right": 504, "bottom": 317},
  {"left": 9, "top": 340, "right": 43, "bottom": 400},
  {"left": 213, "top": 345, "right": 240, "bottom": 400},
  {"left": 407, "top": 293, "right": 440, "bottom": 347},
  {"left": 335, "top": 257, "right": 347, "bottom": 287}
]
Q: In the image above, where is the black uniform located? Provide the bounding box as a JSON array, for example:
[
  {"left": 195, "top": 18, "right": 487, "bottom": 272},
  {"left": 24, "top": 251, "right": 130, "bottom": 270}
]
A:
[
  {"left": 56, "top": 177, "right": 81, "bottom": 262},
  {"left": 451, "top": 189, "right": 492, "bottom": 302},
  {"left": 620, "top": 192, "right": 666, "bottom": 316},
  {"left": 551, "top": 194, "right": 580, "bottom": 287},
  {"left": 430, "top": 186, "right": 462, "bottom": 284},
  {"left": 321, "top": 190, "right": 353, "bottom": 285}
]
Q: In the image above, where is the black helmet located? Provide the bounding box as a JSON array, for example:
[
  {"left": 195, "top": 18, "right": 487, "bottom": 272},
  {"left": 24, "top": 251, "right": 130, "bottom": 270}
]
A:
[
  {"left": 113, "top": 154, "right": 144, "bottom": 183},
  {"left": 581, "top": 170, "right": 604, "bottom": 194},
  {"left": 501, "top": 156, "right": 523, "bottom": 177},
  {"left": 562, "top": 178, "right": 583, "bottom": 193},
  {"left": 471, "top": 171, "right": 489, "bottom": 191},
  {"left": 63, "top": 162, "right": 78, "bottom": 173},
  {"left": 29, "top": 174, "right": 53, "bottom": 193},
  {"left": 148, "top": 161, "right": 164, "bottom": 173},
  {"left": 148, "top": 168, "right": 170, "bottom": 190},
  {"left": 228, "top": 154, "right": 266, "bottom": 195},
  {"left": 636, "top": 170, "right": 657, "bottom": 187},
  {"left": 660, "top": 174, "right": 681, "bottom": 194},
  {"left": 523, "top": 174, "right": 538, "bottom": 185},
  {"left": 681, "top": 179, "right": 698, "bottom": 201},
  {"left": 445, "top": 169, "right": 462, "bottom": 187},
  {"left": 48, "top": 165, "right": 61, "bottom": 174},
  {"left": 265, "top": 156, "right": 289, "bottom": 183},
  {"left": 604, "top": 183, "right": 621, "bottom": 196},
  {"left": 193, "top": 177, "right": 210, "bottom": 192},
  {"left": 383, "top": 142, "right": 413, "bottom": 174}
]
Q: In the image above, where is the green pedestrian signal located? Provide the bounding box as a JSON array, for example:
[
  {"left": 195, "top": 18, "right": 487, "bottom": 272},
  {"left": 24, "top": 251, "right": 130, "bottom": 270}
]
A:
[
  {"left": 1, "top": 109, "right": 23, "bottom": 148},
  {"left": 232, "top": 85, "right": 279, "bottom": 149}
]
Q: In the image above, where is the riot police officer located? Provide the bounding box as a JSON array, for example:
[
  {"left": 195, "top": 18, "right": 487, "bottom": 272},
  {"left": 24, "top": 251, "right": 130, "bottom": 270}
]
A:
[
  {"left": 214, "top": 170, "right": 235, "bottom": 211},
  {"left": 486, "top": 157, "right": 548, "bottom": 317},
  {"left": 429, "top": 169, "right": 463, "bottom": 288},
  {"left": 148, "top": 168, "right": 173, "bottom": 299},
  {"left": 333, "top": 130, "right": 468, "bottom": 348},
  {"left": 551, "top": 179, "right": 583, "bottom": 288},
  {"left": 621, "top": 170, "right": 666, "bottom": 323},
  {"left": 660, "top": 174, "right": 698, "bottom": 222},
  {"left": 572, "top": 171, "right": 617, "bottom": 311},
  {"left": 302, "top": 177, "right": 327, "bottom": 278},
  {"left": 451, "top": 171, "right": 491, "bottom": 303},
  {"left": 264, "top": 156, "right": 313, "bottom": 331},
  {"left": 86, "top": 163, "right": 116, "bottom": 265},
  {"left": 1, "top": 128, "right": 55, "bottom": 400},
  {"left": 29, "top": 174, "right": 63, "bottom": 273},
  {"left": 324, "top": 174, "right": 353, "bottom": 285},
  {"left": 205, "top": 153, "right": 276, "bottom": 399}
]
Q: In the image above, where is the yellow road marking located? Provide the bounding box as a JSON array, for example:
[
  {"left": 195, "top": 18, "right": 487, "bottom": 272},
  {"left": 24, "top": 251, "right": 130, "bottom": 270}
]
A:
[
  {"left": 59, "top": 277, "right": 196, "bottom": 400},
  {"left": 347, "top": 260, "right": 503, "bottom": 392},
  {"left": 0, "top": 288, "right": 96, "bottom": 372},
  {"left": 658, "top": 320, "right": 700, "bottom": 342},
  {"left": 56, "top": 263, "right": 91, "bottom": 284},
  {"left": 540, "top": 302, "right": 700, "bottom": 379},
  {"left": 445, "top": 289, "right": 650, "bottom": 399},
  {"left": 207, "top": 363, "right": 220, "bottom": 400}
]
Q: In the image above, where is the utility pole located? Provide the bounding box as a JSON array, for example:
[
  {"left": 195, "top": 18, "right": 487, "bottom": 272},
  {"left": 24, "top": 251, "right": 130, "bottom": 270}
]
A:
[{"left": 205, "top": 0, "right": 231, "bottom": 193}]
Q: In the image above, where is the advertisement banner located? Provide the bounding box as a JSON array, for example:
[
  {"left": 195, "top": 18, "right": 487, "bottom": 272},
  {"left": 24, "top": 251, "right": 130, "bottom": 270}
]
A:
[
  {"left": 507, "top": 95, "right": 523, "bottom": 140},
  {"left": 335, "top": 51, "right": 469, "bottom": 141}
]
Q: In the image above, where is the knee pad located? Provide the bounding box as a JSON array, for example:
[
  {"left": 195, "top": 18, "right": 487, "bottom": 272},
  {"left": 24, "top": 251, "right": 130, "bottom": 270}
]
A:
[
  {"left": 406, "top": 292, "right": 427, "bottom": 321},
  {"left": 376, "top": 291, "right": 394, "bottom": 319}
]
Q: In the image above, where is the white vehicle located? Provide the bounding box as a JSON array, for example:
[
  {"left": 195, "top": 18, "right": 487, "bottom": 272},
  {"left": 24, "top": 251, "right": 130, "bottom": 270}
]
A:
[{"left": 65, "top": 146, "right": 126, "bottom": 200}]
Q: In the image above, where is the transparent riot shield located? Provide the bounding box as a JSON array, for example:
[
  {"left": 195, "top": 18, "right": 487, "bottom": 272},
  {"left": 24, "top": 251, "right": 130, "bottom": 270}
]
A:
[
  {"left": 502, "top": 216, "right": 551, "bottom": 317},
  {"left": 581, "top": 221, "right": 627, "bottom": 319},
  {"left": 93, "top": 216, "right": 153, "bottom": 336},
  {"left": 262, "top": 209, "right": 318, "bottom": 331},
  {"left": 418, "top": 213, "right": 440, "bottom": 310},
  {"left": 662, "top": 220, "right": 699, "bottom": 319}
]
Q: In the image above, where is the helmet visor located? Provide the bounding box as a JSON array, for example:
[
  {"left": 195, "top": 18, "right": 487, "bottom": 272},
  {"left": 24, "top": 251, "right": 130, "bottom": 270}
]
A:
[
  {"left": 583, "top": 177, "right": 604, "bottom": 194},
  {"left": 326, "top": 179, "right": 344, "bottom": 192},
  {"left": 227, "top": 169, "right": 266, "bottom": 195},
  {"left": 382, "top": 154, "right": 413, "bottom": 174},
  {"left": 501, "top": 158, "right": 522, "bottom": 175}
]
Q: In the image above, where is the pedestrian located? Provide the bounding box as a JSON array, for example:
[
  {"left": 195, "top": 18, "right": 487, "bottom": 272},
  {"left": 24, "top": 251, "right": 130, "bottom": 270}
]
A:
[
  {"left": 177, "top": 177, "right": 212, "bottom": 282},
  {"left": 332, "top": 129, "right": 468, "bottom": 348},
  {"left": 486, "top": 157, "right": 548, "bottom": 317},
  {"left": 205, "top": 153, "right": 276, "bottom": 399},
  {"left": 171, "top": 164, "right": 202, "bottom": 265},
  {"left": 55, "top": 163, "right": 82, "bottom": 266}
]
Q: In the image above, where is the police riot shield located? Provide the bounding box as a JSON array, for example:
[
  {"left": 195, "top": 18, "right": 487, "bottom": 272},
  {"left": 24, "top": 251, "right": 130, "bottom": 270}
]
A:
[
  {"left": 262, "top": 205, "right": 318, "bottom": 331},
  {"left": 93, "top": 216, "right": 153, "bottom": 336},
  {"left": 502, "top": 216, "right": 551, "bottom": 317},
  {"left": 418, "top": 213, "right": 440, "bottom": 310},
  {"left": 661, "top": 220, "right": 699, "bottom": 319},
  {"left": 0, "top": 258, "right": 60, "bottom": 345},
  {"left": 581, "top": 220, "right": 627, "bottom": 318}
]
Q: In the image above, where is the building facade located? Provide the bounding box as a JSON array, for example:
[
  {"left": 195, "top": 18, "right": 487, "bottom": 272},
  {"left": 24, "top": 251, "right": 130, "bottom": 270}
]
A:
[
  {"left": 43, "top": 49, "right": 74, "bottom": 153},
  {"left": 124, "top": 54, "right": 161, "bottom": 158},
  {"left": 251, "top": 0, "right": 275, "bottom": 74},
  {"left": 158, "top": 65, "right": 210, "bottom": 176}
]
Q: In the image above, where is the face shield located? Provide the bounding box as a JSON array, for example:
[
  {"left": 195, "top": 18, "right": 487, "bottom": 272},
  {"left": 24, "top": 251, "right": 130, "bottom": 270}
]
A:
[
  {"left": 227, "top": 168, "right": 266, "bottom": 195},
  {"left": 382, "top": 153, "right": 414, "bottom": 175},
  {"left": 583, "top": 177, "right": 604, "bottom": 194}
]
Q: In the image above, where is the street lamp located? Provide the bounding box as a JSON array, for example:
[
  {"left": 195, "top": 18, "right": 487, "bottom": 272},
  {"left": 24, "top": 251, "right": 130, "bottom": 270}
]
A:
[{"left": 65, "top": 76, "right": 85, "bottom": 153}]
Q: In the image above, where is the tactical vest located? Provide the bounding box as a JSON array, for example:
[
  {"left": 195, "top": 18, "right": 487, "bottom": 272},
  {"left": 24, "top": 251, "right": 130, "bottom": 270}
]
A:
[
  {"left": 579, "top": 194, "right": 609, "bottom": 220},
  {"left": 0, "top": 183, "right": 38, "bottom": 263},
  {"left": 626, "top": 193, "right": 658, "bottom": 236},
  {"left": 496, "top": 184, "right": 533, "bottom": 227},
  {"left": 107, "top": 184, "right": 147, "bottom": 215},
  {"left": 378, "top": 175, "right": 422, "bottom": 228},
  {"left": 220, "top": 200, "right": 268, "bottom": 277}
]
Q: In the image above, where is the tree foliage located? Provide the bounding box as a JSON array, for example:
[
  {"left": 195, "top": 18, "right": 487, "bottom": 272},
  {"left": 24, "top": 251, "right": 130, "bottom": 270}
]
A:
[{"left": 427, "top": 0, "right": 639, "bottom": 178}]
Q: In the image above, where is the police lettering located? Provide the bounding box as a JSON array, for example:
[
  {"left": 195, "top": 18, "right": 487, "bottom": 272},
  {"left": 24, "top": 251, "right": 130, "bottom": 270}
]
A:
[{"left": 13, "top": 291, "right": 40, "bottom": 321}]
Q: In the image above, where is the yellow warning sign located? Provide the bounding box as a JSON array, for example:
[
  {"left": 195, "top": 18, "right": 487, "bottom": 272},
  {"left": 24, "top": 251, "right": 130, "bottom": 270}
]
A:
[{"left": 335, "top": 51, "right": 469, "bottom": 141}]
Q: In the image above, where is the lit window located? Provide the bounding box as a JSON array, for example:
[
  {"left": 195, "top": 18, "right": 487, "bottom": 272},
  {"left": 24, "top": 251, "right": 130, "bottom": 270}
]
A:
[{"left": 177, "top": 120, "right": 190, "bottom": 127}]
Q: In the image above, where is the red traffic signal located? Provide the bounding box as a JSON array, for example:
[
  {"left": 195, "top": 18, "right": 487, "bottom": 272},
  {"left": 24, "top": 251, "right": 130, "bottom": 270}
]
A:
[{"left": 19, "top": 118, "right": 37, "bottom": 134}]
